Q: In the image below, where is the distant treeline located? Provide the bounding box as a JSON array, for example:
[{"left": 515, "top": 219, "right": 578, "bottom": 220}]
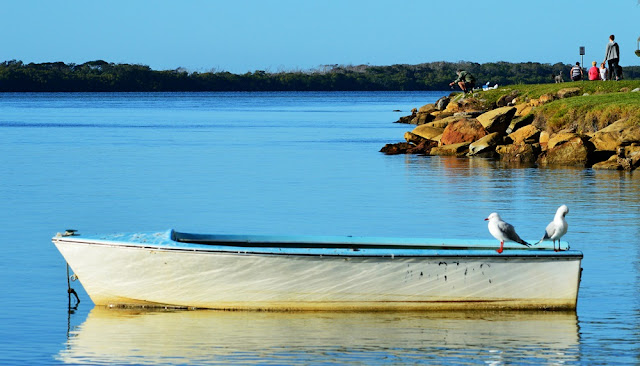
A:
[{"left": 1, "top": 59, "right": 638, "bottom": 92}]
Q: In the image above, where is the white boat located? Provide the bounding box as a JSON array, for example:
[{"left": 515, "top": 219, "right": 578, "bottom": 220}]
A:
[{"left": 52, "top": 229, "right": 583, "bottom": 311}]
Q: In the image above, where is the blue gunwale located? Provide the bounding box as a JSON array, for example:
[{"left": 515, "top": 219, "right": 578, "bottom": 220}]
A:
[{"left": 56, "top": 229, "right": 583, "bottom": 259}]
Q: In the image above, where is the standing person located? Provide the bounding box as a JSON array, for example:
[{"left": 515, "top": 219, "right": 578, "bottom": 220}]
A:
[
  {"left": 570, "top": 62, "right": 583, "bottom": 81},
  {"left": 588, "top": 61, "right": 600, "bottom": 80},
  {"left": 604, "top": 34, "right": 620, "bottom": 81},
  {"left": 449, "top": 69, "right": 476, "bottom": 94},
  {"left": 599, "top": 62, "right": 608, "bottom": 80}
]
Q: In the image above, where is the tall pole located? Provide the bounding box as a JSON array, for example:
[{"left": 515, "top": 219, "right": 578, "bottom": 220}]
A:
[{"left": 580, "top": 46, "right": 585, "bottom": 82}]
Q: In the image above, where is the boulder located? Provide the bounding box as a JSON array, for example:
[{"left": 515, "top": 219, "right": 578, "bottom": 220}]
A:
[
  {"left": 435, "top": 96, "right": 450, "bottom": 110},
  {"left": 425, "top": 120, "right": 451, "bottom": 129},
  {"left": 430, "top": 142, "right": 471, "bottom": 156},
  {"left": 548, "top": 132, "right": 581, "bottom": 149},
  {"left": 538, "top": 93, "right": 555, "bottom": 104},
  {"left": 506, "top": 114, "right": 534, "bottom": 134},
  {"left": 539, "top": 130, "right": 550, "bottom": 150},
  {"left": 556, "top": 87, "right": 581, "bottom": 99},
  {"left": 381, "top": 138, "right": 438, "bottom": 155},
  {"left": 458, "top": 98, "right": 483, "bottom": 112},
  {"left": 454, "top": 111, "right": 485, "bottom": 118},
  {"left": 476, "top": 106, "right": 517, "bottom": 135},
  {"left": 592, "top": 155, "right": 631, "bottom": 170},
  {"left": 411, "top": 125, "right": 445, "bottom": 140},
  {"left": 445, "top": 101, "right": 460, "bottom": 113},
  {"left": 514, "top": 103, "right": 533, "bottom": 117},
  {"left": 496, "top": 94, "right": 515, "bottom": 107},
  {"left": 616, "top": 146, "right": 640, "bottom": 169},
  {"left": 537, "top": 135, "right": 595, "bottom": 166},
  {"left": 418, "top": 103, "right": 436, "bottom": 114},
  {"left": 411, "top": 139, "right": 439, "bottom": 155},
  {"left": 468, "top": 132, "right": 502, "bottom": 157},
  {"left": 426, "top": 115, "right": 467, "bottom": 129},
  {"left": 625, "top": 145, "right": 640, "bottom": 157},
  {"left": 414, "top": 112, "right": 435, "bottom": 125},
  {"left": 440, "top": 118, "right": 487, "bottom": 145},
  {"left": 380, "top": 142, "right": 414, "bottom": 155},
  {"left": 630, "top": 151, "right": 640, "bottom": 170},
  {"left": 404, "top": 131, "right": 425, "bottom": 145},
  {"left": 589, "top": 119, "right": 640, "bottom": 151},
  {"left": 528, "top": 98, "right": 543, "bottom": 107},
  {"left": 433, "top": 111, "right": 454, "bottom": 120},
  {"left": 496, "top": 143, "right": 539, "bottom": 163},
  {"left": 395, "top": 115, "right": 413, "bottom": 124},
  {"left": 495, "top": 90, "right": 519, "bottom": 107},
  {"left": 590, "top": 130, "right": 622, "bottom": 151},
  {"left": 395, "top": 108, "right": 417, "bottom": 124},
  {"left": 591, "top": 145, "right": 640, "bottom": 170},
  {"left": 508, "top": 125, "right": 540, "bottom": 144},
  {"left": 445, "top": 97, "right": 482, "bottom": 114}
]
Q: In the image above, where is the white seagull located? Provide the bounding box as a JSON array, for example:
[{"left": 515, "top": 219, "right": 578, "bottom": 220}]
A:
[
  {"left": 485, "top": 212, "right": 531, "bottom": 253},
  {"left": 535, "top": 205, "right": 569, "bottom": 251}
]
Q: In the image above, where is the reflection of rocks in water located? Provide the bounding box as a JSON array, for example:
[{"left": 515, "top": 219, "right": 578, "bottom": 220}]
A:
[{"left": 57, "top": 307, "right": 580, "bottom": 365}]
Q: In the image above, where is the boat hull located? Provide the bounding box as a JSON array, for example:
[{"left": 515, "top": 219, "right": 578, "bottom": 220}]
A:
[{"left": 53, "top": 231, "right": 582, "bottom": 311}]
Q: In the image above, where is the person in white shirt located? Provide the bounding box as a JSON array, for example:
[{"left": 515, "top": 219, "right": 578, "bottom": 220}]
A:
[{"left": 599, "top": 62, "right": 608, "bottom": 81}]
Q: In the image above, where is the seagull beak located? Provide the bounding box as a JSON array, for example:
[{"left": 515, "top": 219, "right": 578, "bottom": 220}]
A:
[{"left": 484, "top": 218, "right": 489, "bottom": 221}]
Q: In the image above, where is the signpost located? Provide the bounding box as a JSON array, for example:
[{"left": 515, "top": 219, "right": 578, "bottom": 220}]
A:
[{"left": 580, "top": 47, "right": 585, "bottom": 81}]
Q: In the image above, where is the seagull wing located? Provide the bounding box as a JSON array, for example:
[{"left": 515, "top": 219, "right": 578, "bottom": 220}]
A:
[
  {"left": 544, "top": 221, "right": 556, "bottom": 239},
  {"left": 535, "top": 220, "right": 556, "bottom": 245},
  {"left": 498, "top": 221, "right": 530, "bottom": 246}
]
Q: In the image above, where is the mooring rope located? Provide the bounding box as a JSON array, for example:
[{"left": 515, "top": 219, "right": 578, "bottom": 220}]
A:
[{"left": 66, "top": 263, "right": 80, "bottom": 305}]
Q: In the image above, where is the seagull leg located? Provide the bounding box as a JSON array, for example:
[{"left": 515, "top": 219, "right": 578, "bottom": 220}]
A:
[{"left": 496, "top": 240, "right": 504, "bottom": 254}]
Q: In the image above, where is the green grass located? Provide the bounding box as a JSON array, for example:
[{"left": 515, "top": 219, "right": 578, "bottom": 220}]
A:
[
  {"left": 460, "top": 80, "right": 640, "bottom": 132},
  {"left": 535, "top": 92, "right": 640, "bottom": 133},
  {"left": 479, "top": 80, "right": 640, "bottom": 103}
]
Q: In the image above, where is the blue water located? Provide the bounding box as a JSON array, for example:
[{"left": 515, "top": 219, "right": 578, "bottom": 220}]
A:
[{"left": 1, "top": 91, "right": 639, "bottom": 365}]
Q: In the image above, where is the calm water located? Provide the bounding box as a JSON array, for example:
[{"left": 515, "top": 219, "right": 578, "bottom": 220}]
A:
[{"left": 1, "top": 91, "right": 639, "bottom": 365}]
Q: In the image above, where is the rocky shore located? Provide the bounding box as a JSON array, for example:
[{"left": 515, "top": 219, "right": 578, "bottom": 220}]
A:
[{"left": 381, "top": 85, "right": 640, "bottom": 171}]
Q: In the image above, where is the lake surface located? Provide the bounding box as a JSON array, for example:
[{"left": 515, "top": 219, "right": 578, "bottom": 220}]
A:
[{"left": 1, "top": 91, "right": 639, "bottom": 365}]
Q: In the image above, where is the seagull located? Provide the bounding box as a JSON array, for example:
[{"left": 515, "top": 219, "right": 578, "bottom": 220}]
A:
[
  {"left": 485, "top": 212, "right": 531, "bottom": 253},
  {"left": 535, "top": 205, "right": 569, "bottom": 251}
]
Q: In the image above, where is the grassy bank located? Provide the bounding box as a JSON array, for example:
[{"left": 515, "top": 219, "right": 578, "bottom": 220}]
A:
[
  {"left": 536, "top": 92, "right": 640, "bottom": 132},
  {"left": 469, "top": 80, "right": 640, "bottom": 133}
]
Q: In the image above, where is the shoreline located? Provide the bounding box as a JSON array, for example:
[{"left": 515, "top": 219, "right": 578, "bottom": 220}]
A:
[{"left": 382, "top": 81, "right": 640, "bottom": 171}]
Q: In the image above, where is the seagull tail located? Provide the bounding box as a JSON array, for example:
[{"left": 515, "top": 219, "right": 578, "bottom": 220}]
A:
[
  {"left": 517, "top": 238, "right": 531, "bottom": 247},
  {"left": 534, "top": 232, "right": 551, "bottom": 246}
]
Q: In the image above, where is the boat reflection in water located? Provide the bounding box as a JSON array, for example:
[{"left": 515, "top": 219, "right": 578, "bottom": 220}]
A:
[{"left": 57, "top": 307, "right": 580, "bottom": 364}]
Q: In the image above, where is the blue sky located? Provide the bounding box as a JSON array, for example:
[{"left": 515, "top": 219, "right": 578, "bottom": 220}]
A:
[{"left": 2, "top": 0, "right": 639, "bottom": 73}]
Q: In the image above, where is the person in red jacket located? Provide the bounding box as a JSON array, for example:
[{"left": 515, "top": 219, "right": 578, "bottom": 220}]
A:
[{"left": 588, "top": 61, "right": 600, "bottom": 80}]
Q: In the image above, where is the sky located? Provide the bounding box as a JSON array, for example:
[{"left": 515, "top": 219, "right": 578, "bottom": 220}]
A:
[{"left": 2, "top": 0, "right": 639, "bottom": 74}]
